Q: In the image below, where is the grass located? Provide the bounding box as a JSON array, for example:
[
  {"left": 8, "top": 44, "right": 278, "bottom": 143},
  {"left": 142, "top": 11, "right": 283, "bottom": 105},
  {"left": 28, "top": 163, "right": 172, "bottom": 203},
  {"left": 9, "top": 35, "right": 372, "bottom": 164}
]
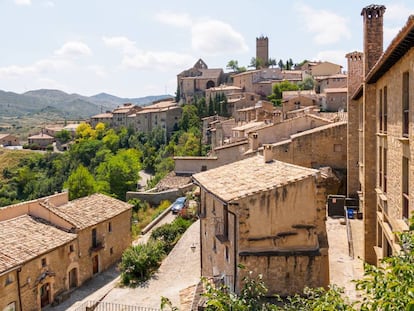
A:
[
  {"left": 0, "top": 148, "right": 36, "bottom": 182},
  {"left": 131, "top": 200, "right": 171, "bottom": 239}
]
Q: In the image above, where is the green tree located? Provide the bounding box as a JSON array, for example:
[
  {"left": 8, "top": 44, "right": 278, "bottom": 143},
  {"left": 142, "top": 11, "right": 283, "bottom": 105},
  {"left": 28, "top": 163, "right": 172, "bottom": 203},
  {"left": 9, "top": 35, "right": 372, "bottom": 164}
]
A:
[
  {"left": 226, "top": 59, "right": 240, "bottom": 72},
  {"left": 268, "top": 80, "right": 299, "bottom": 106},
  {"left": 64, "top": 165, "right": 96, "bottom": 200},
  {"left": 298, "top": 76, "right": 315, "bottom": 91},
  {"left": 96, "top": 148, "right": 141, "bottom": 199},
  {"left": 55, "top": 129, "right": 71, "bottom": 143}
]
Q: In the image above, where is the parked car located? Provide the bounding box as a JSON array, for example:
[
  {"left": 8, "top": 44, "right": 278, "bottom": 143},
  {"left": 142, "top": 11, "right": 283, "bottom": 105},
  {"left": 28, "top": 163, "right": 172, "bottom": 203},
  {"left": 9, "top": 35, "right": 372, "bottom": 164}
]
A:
[{"left": 171, "top": 197, "right": 187, "bottom": 214}]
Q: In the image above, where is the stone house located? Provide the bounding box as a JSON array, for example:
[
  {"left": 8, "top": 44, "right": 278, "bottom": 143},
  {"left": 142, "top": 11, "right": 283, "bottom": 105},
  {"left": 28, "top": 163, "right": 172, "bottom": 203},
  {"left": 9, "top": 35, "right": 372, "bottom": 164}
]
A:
[
  {"left": 192, "top": 155, "right": 329, "bottom": 296},
  {"left": 316, "top": 74, "right": 347, "bottom": 93},
  {"left": 0, "top": 192, "right": 132, "bottom": 310},
  {"left": 127, "top": 100, "right": 181, "bottom": 137},
  {"left": 347, "top": 5, "right": 414, "bottom": 264},
  {"left": 90, "top": 112, "right": 114, "bottom": 128},
  {"left": 323, "top": 88, "right": 347, "bottom": 112},
  {"left": 27, "top": 133, "right": 54, "bottom": 149},
  {"left": 177, "top": 59, "right": 224, "bottom": 104},
  {"left": 282, "top": 90, "right": 320, "bottom": 114},
  {"left": 0, "top": 134, "right": 19, "bottom": 146},
  {"left": 301, "top": 61, "right": 342, "bottom": 77}
]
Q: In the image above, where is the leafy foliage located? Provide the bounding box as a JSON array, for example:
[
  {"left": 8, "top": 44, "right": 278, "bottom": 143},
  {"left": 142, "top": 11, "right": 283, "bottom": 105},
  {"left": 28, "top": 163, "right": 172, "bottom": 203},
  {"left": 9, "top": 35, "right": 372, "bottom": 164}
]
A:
[{"left": 64, "top": 165, "right": 97, "bottom": 200}]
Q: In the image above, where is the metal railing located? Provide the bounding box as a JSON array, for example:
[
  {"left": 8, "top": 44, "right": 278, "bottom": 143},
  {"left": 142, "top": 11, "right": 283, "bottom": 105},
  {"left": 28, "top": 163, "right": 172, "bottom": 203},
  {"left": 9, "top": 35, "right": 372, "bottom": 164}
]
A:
[{"left": 71, "top": 301, "right": 160, "bottom": 311}]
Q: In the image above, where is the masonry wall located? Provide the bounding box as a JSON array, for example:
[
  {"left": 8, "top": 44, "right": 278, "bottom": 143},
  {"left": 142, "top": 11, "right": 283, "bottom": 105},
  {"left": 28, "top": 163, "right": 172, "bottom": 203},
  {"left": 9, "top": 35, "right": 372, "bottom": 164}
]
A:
[
  {"left": 374, "top": 48, "right": 414, "bottom": 259},
  {"left": 268, "top": 122, "right": 347, "bottom": 169},
  {"left": 236, "top": 177, "right": 329, "bottom": 296},
  {"left": 76, "top": 210, "right": 131, "bottom": 285},
  {"left": 0, "top": 270, "right": 20, "bottom": 311},
  {"left": 324, "top": 92, "right": 347, "bottom": 112},
  {"left": 18, "top": 241, "right": 75, "bottom": 311}
]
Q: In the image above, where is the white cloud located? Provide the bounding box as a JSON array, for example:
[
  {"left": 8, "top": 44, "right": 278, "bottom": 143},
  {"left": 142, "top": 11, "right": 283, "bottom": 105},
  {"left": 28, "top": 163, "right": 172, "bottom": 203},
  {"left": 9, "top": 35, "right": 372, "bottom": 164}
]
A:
[
  {"left": 385, "top": 3, "right": 411, "bottom": 21},
  {"left": 102, "top": 36, "right": 137, "bottom": 54},
  {"left": 154, "top": 11, "right": 192, "bottom": 27},
  {"left": 295, "top": 4, "right": 351, "bottom": 45},
  {"left": 191, "top": 19, "right": 248, "bottom": 55},
  {"left": 43, "top": 1, "right": 55, "bottom": 7},
  {"left": 314, "top": 50, "right": 347, "bottom": 68},
  {"left": 14, "top": 0, "right": 31, "bottom": 6},
  {"left": 122, "top": 51, "right": 193, "bottom": 71},
  {"left": 54, "top": 41, "right": 92, "bottom": 58}
]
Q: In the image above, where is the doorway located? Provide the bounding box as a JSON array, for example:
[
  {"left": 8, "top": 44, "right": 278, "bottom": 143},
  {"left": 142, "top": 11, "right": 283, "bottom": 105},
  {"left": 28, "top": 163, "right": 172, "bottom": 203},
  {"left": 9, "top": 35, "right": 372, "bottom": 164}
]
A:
[
  {"left": 40, "top": 283, "right": 50, "bottom": 307},
  {"left": 68, "top": 268, "right": 78, "bottom": 289},
  {"left": 92, "top": 255, "right": 99, "bottom": 275}
]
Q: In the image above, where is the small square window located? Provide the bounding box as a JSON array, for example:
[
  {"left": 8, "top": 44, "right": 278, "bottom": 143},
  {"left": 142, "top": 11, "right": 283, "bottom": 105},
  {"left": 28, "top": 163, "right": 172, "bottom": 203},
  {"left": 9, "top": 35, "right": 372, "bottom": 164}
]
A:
[
  {"left": 5, "top": 274, "right": 14, "bottom": 286},
  {"left": 69, "top": 244, "right": 74, "bottom": 253},
  {"left": 41, "top": 258, "right": 47, "bottom": 267}
]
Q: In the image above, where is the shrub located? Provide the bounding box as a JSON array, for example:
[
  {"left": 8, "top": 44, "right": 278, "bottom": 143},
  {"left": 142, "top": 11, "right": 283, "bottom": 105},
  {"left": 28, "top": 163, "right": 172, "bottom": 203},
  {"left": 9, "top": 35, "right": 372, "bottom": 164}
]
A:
[
  {"left": 119, "top": 240, "right": 165, "bottom": 286},
  {"left": 150, "top": 217, "right": 192, "bottom": 253}
]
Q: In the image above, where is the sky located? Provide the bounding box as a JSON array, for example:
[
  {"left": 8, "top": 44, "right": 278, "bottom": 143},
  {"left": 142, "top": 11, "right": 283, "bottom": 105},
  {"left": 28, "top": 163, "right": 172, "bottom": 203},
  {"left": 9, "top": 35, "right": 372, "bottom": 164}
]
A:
[{"left": 0, "top": 0, "right": 413, "bottom": 98}]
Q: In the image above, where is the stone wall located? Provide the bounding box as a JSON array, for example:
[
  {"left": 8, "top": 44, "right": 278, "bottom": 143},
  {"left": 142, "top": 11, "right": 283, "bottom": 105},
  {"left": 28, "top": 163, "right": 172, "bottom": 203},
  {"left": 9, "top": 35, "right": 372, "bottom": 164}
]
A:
[
  {"left": 267, "top": 122, "right": 347, "bottom": 170},
  {"left": 0, "top": 270, "right": 20, "bottom": 311},
  {"left": 127, "top": 184, "right": 194, "bottom": 206}
]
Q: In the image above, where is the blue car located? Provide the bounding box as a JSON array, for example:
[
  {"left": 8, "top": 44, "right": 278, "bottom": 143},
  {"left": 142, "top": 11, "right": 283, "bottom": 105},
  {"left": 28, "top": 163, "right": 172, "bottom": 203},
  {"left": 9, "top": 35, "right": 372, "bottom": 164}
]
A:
[{"left": 171, "top": 197, "right": 186, "bottom": 214}]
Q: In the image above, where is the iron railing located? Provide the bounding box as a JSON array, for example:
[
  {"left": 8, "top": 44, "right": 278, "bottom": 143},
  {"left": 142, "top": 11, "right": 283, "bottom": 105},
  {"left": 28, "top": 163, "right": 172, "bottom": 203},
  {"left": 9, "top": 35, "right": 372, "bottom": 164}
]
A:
[{"left": 71, "top": 301, "right": 160, "bottom": 311}]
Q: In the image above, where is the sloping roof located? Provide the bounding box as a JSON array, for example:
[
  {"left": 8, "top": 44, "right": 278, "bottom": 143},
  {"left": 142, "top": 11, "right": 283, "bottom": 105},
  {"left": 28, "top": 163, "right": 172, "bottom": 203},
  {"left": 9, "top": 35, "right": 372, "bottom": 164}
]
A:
[
  {"left": 44, "top": 193, "right": 132, "bottom": 230},
  {"left": 198, "top": 69, "right": 223, "bottom": 79},
  {"left": 192, "top": 155, "right": 318, "bottom": 202},
  {"left": 0, "top": 134, "right": 15, "bottom": 140},
  {"left": 0, "top": 215, "right": 76, "bottom": 272},
  {"left": 91, "top": 113, "right": 113, "bottom": 118},
  {"left": 28, "top": 133, "right": 54, "bottom": 139},
  {"left": 324, "top": 88, "right": 348, "bottom": 93},
  {"left": 367, "top": 15, "right": 414, "bottom": 83}
]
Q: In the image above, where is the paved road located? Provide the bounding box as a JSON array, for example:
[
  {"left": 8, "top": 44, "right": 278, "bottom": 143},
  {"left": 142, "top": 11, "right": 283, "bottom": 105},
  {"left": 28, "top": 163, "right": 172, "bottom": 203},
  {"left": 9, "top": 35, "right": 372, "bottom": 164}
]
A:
[{"left": 52, "top": 217, "right": 200, "bottom": 310}]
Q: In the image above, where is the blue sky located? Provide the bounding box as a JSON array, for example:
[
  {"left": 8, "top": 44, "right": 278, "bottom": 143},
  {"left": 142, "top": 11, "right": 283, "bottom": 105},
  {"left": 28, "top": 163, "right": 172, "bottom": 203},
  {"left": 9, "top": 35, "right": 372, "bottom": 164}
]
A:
[{"left": 0, "top": 0, "right": 413, "bottom": 98}]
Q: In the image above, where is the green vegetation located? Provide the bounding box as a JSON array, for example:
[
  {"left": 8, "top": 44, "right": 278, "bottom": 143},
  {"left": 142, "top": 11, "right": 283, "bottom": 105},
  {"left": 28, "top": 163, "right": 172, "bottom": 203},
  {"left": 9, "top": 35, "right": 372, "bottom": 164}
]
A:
[
  {"left": 267, "top": 77, "right": 315, "bottom": 107},
  {"left": 120, "top": 216, "right": 193, "bottom": 286}
]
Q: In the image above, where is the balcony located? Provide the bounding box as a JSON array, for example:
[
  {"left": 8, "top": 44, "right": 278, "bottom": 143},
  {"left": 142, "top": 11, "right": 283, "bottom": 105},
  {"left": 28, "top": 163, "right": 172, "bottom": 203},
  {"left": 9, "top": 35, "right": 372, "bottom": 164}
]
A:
[{"left": 89, "top": 241, "right": 104, "bottom": 254}]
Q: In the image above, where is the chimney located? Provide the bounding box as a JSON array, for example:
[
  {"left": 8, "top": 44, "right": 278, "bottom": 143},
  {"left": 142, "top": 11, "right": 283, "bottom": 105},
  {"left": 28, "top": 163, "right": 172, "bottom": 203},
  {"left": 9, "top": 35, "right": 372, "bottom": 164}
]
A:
[
  {"left": 250, "top": 132, "right": 259, "bottom": 150},
  {"left": 345, "top": 51, "right": 364, "bottom": 96},
  {"left": 263, "top": 144, "right": 273, "bottom": 163},
  {"left": 361, "top": 4, "right": 386, "bottom": 76}
]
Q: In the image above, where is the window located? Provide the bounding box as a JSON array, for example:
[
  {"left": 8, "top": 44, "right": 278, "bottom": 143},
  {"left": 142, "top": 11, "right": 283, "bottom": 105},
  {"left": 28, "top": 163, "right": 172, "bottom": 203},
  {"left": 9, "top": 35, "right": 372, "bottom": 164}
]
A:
[
  {"left": 108, "top": 222, "right": 112, "bottom": 233},
  {"left": 403, "top": 157, "right": 409, "bottom": 221},
  {"left": 69, "top": 244, "right": 74, "bottom": 253},
  {"left": 225, "top": 246, "right": 229, "bottom": 262},
  {"left": 92, "top": 228, "right": 97, "bottom": 248},
  {"left": 41, "top": 258, "right": 47, "bottom": 267},
  {"left": 403, "top": 72, "right": 409, "bottom": 137},
  {"left": 384, "top": 149, "right": 388, "bottom": 193},
  {"left": 4, "top": 274, "right": 14, "bottom": 286},
  {"left": 379, "top": 89, "right": 383, "bottom": 132},
  {"left": 110, "top": 247, "right": 114, "bottom": 255},
  {"left": 379, "top": 146, "right": 383, "bottom": 189}
]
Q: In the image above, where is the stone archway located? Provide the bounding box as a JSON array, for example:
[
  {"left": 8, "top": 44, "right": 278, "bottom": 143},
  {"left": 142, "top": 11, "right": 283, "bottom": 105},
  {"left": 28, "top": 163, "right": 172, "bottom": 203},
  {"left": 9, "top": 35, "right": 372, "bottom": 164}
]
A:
[{"left": 206, "top": 80, "right": 215, "bottom": 89}]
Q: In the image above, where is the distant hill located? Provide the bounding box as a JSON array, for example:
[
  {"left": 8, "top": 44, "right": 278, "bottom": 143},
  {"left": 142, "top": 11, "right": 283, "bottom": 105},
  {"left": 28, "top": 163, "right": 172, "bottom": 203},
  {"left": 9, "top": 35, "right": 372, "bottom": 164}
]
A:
[
  {"left": 0, "top": 89, "right": 174, "bottom": 139},
  {"left": 0, "top": 89, "right": 174, "bottom": 120}
]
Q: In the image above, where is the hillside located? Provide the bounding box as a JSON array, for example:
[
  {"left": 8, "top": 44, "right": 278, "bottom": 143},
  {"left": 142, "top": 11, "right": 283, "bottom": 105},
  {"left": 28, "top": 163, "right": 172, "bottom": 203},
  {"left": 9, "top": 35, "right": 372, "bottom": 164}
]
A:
[
  {"left": 0, "top": 89, "right": 173, "bottom": 138},
  {"left": 0, "top": 148, "right": 36, "bottom": 182}
]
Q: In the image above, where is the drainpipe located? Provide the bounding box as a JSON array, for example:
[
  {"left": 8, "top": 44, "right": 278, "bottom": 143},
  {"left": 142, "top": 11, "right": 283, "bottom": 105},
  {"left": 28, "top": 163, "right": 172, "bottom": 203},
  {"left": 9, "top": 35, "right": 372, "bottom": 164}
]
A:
[{"left": 227, "top": 206, "right": 238, "bottom": 293}]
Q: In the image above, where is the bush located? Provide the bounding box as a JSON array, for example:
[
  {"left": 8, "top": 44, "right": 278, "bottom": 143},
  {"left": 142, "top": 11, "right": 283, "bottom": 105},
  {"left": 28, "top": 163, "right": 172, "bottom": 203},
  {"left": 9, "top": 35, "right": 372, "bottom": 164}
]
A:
[
  {"left": 150, "top": 217, "right": 192, "bottom": 252},
  {"left": 119, "top": 240, "right": 165, "bottom": 286}
]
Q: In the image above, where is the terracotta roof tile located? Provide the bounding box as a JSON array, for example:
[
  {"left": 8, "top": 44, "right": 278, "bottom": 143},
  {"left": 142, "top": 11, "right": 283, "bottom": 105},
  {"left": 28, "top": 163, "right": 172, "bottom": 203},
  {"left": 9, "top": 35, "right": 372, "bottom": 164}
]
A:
[
  {"left": 193, "top": 156, "right": 318, "bottom": 202},
  {"left": 0, "top": 215, "right": 76, "bottom": 272},
  {"left": 44, "top": 193, "right": 132, "bottom": 230}
]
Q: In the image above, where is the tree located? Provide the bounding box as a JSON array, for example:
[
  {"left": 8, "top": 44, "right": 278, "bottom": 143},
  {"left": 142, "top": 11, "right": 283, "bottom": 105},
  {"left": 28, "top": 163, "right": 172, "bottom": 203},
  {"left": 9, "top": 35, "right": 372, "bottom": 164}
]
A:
[
  {"left": 226, "top": 60, "right": 240, "bottom": 72},
  {"left": 268, "top": 58, "right": 277, "bottom": 68},
  {"left": 64, "top": 165, "right": 96, "bottom": 200},
  {"left": 268, "top": 80, "right": 299, "bottom": 106},
  {"left": 55, "top": 129, "right": 71, "bottom": 144},
  {"left": 298, "top": 76, "right": 315, "bottom": 91},
  {"left": 278, "top": 59, "right": 285, "bottom": 70},
  {"left": 250, "top": 57, "right": 264, "bottom": 69}
]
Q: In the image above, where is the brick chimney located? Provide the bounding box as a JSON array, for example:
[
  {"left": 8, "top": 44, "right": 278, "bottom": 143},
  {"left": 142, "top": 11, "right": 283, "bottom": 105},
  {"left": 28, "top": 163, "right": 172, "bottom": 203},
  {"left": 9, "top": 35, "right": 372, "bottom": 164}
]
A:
[
  {"left": 250, "top": 132, "right": 259, "bottom": 150},
  {"left": 361, "top": 4, "right": 386, "bottom": 76}
]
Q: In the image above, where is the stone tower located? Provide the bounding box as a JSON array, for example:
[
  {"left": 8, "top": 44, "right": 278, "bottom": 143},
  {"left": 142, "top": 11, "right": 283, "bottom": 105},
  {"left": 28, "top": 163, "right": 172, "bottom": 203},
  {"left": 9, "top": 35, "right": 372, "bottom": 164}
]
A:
[
  {"left": 346, "top": 51, "right": 364, "bottom": 198},
  {"left": 256, "top": 36, "right": 269, "bottom": 68},
  {"left": 361, "top": 4, "right": 386, "bottom": 75},
  {"left": 361, "top": 4, "right": 386, "bottom": 265}
]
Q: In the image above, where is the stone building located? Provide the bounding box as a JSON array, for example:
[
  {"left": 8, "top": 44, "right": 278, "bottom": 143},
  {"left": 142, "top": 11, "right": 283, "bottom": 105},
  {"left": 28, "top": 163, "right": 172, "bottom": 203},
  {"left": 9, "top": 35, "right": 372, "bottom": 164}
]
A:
[
  {"left": 0, "top": 134, "right": 19, "bottom": 146},
  {"left": 347, "top": 5, "right": 414, "bottom": 264},
  {"left": 316, "top": 74, "right": 347, "bottom": 93},
  {"left": 177, "top": 59, "right": 224, "bottom": 104},
  {"left": 256, "top": 36, "right": 269, "bottom": 68},
  {"left": 27, "top": 133, "right": 54, "bottom": 149},
  {"left": 0, "top": 192, "right": 132, "bottom": 310},
  {"left": 192, "top": 155, "right": 329, "bottom": 296},
  {"left": 323, "top": 88, "right": 348, "bottom": 112}
]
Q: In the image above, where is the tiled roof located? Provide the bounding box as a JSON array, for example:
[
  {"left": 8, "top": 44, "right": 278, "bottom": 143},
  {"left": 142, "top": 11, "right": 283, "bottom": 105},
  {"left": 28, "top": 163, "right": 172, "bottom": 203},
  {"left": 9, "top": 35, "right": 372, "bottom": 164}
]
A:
[
  {"left": 28, "top": 133, "right": 54, "bottom": 139},
  {"left": 0, "top": 134, "right": 14, "bottom": 140},
  {"left": 44, "top": 193, "right": 132, "bottom": 230},
  {"left": 324, "top": 88, "right": 348, "bottom": 93},
  {"left": 192, "top": 155, "right": 318, "bottom": 202},
  {"left": 91, "top": 113, "right": 113, "bottom": 118},
  {"left": 0, "top": 215, "right": 76, "bottom": 272}
]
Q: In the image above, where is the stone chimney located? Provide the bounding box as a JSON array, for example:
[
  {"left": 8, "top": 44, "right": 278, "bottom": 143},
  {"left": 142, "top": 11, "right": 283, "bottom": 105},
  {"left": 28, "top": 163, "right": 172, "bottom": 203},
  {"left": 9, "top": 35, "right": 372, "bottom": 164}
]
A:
[
  {"left": 250, "top": 132, "right": 259, "bottom": 150},
  {"left": 345, "top": 51, "right": 364, "bottom": 96},
  {"left": 263, "top": 144, "right": 273, "bottom": 163},
  {"left": 361, "top": 4, "right": 386, "bottom": 76}
]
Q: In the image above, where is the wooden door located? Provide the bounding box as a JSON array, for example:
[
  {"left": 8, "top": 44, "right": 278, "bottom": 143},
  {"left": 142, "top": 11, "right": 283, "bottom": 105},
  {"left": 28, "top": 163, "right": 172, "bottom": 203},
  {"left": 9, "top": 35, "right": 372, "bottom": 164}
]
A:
[
  {"left": 69, "top": 268, "right": 78, "bottom": 289},
  {"left": 40, "top": 283, "right": 50, "bottom": 307},
  {"left": 92, "top": 255, "right": 99, "bottom": 274}
]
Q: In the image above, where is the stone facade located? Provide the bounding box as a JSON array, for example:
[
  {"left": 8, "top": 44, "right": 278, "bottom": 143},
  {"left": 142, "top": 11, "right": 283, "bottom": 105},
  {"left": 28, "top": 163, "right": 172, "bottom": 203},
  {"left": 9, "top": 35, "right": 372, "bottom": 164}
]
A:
[
  {"left": 347, "top": 5, "right": 414, "bottom": 265},
  {"left": 0, "top": 134, "right": 19, "bottom": 146},
  {"left": 256, "top": 36, "right": 269, "bottom": 68},
  {"left": 193, "top": 156, "right": 329, "bottom": 296},
  {"left": 0, "top": 193, "right": 132, "bottom": 310},
  {"left": 323, "top": 88, "right": 347, "bottom": 112}
]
